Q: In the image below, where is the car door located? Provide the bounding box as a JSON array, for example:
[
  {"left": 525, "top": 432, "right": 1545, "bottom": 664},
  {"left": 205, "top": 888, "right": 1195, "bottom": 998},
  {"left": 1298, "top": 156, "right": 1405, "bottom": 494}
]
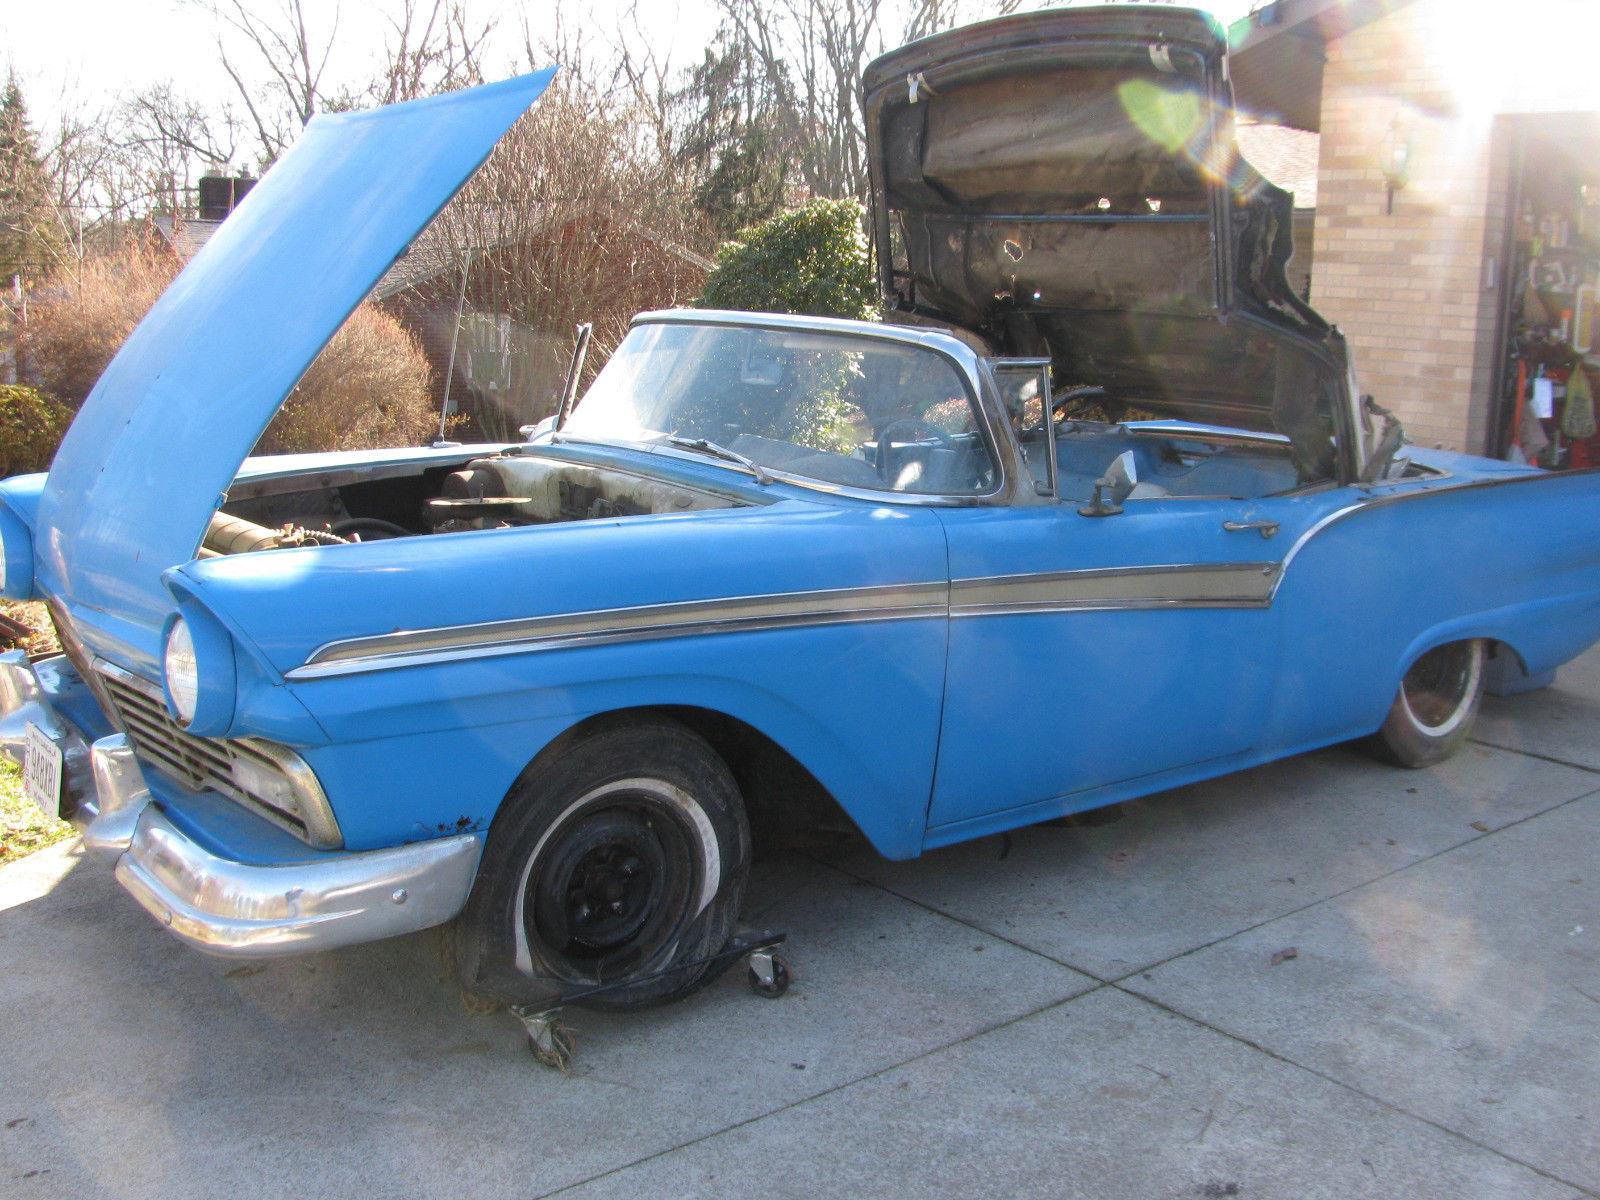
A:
[{"left": 927, "top": 481, "right": 1344, "bottom": 835}]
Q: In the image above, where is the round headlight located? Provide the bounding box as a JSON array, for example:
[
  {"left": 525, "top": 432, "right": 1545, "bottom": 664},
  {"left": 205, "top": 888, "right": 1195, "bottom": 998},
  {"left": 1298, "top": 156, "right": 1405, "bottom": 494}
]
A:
[{"left": 163, "top": 618, "right": 200, "bottom": 724}]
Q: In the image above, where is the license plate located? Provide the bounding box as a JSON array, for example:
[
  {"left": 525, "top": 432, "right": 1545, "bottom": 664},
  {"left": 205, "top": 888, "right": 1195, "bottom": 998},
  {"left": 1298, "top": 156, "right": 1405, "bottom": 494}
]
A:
[{"left": 23, "top": 722, "right": 63, "bottom": 821}]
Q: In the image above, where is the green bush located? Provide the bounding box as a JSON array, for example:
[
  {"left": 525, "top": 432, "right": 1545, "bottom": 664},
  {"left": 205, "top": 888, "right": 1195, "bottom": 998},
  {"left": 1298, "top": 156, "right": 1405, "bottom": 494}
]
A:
[
  {"left": 0, "top": 385, "right": 70, "bottom": 476},
  {"left": 695, "top": 198, "right": 877, "bottom": 319}
]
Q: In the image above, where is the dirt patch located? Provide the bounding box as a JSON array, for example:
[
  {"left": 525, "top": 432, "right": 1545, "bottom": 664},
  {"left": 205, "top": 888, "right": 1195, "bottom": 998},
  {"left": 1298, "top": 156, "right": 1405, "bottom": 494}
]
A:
[{"left": 0, "top": 600, "right": 58, "bottom": 658}]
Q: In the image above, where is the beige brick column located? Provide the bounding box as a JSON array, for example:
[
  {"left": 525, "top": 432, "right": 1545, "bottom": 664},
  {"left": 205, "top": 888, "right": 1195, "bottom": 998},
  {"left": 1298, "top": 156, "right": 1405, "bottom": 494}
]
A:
[{"left": 1309, "top": 0, "right": 1506, "bottom": 452}]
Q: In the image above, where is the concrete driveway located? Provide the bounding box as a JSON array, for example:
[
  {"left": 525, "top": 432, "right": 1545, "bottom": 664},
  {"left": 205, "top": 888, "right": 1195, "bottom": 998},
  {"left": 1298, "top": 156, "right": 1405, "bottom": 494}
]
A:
[{"left": 3, "top": 652, "right": 1598, "bottom": 1200}]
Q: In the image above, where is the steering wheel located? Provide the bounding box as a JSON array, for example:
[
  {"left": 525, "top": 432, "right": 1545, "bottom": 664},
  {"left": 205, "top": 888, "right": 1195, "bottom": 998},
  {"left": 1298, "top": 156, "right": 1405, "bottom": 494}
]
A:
[
  {"left": 1022, "top": 385, "right": 1111, "bottom": 436},
  {"left": 876, "top": 418, "right": 954, "bottom": 485}
]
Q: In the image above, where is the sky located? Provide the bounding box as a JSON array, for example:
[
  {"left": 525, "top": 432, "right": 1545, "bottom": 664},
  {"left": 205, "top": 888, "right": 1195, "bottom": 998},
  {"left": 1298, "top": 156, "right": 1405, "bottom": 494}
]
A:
[{"left": 3, "top": 0, "right": 1261, "bottom": 136}]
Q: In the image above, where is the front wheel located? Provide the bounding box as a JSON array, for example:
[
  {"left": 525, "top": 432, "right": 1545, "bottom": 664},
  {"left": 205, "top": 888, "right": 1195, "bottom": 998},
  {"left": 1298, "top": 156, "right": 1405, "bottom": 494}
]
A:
[
  {"left": 1367, "top": 639, "right": 1486, "bottom": 767},
  {"left": 448, "top": 716, "right": 750, "bottom": 1011}
]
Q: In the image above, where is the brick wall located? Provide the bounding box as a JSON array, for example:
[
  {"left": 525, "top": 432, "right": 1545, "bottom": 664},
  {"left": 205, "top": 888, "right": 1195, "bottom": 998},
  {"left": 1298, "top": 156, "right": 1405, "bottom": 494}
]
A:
[{"left": 1309, "top": 0, "right": 1506, "bottom": 452}]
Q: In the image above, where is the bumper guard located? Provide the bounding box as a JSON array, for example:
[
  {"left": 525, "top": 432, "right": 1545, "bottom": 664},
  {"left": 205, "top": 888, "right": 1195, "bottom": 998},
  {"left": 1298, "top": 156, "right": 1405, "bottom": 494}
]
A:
[{"left": 0, "top": 649, "right": 481, "bottom": 957}]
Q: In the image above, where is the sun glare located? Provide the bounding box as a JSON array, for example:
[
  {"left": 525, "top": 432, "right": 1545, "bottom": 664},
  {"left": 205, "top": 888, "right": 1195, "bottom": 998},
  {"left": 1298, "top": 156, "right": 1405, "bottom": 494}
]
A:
[{"left": 1432, "top": 0, "right": 1600, "bottom": 121}]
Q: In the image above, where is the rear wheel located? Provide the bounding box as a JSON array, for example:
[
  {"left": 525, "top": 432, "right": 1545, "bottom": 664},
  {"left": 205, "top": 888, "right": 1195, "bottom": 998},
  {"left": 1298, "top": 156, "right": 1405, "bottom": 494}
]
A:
[
  {"left": 1368, "top": 639, "right": 1486, "bottom": 767},
  {"left": 449, "top": 717, "right": 750, "bottom": 1011}
]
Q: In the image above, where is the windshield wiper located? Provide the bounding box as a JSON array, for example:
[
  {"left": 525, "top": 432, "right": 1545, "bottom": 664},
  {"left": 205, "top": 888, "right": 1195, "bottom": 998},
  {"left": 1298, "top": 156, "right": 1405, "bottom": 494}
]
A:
[{"left": 665, "top": 437, "right": 774, "bottom": 485}]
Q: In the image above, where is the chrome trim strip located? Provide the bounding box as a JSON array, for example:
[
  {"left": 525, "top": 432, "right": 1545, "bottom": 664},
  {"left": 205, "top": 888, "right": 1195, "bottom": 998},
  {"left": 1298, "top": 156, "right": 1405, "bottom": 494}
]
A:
[
  {"left": 1122, "top": 421, "right": 1292, "bottom": 447},
  {"left": 290, "top": 561, "right": 1288, "bottom": 680},
  {"left": 290, "top": 581, "right": 951, "bottom": 679},
  {"left": 287, "top": 469, "right": 1590, "bottom": 680},
  {"left": 1253, "top": 471, "right": 1554, "bottom": 603},
  {"left": 950, "top": 562, "right": 1278, "bottom": 616},
  {"left": 1272, "top": 503, "right": 1366, "bottom": 594}
]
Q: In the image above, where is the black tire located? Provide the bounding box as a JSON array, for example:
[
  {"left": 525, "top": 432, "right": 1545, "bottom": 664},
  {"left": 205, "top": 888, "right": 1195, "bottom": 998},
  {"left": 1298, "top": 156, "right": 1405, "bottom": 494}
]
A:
[
  {"left": 447, "top": 716, "right": 750, "bottom": 1011},
  {"left": 1367, "top": 639, "right": 1486, "bottom": 768}
]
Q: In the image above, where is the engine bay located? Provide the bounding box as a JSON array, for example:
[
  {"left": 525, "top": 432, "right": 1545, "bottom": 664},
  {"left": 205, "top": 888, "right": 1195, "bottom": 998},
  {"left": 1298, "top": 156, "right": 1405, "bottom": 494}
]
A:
[{"left": 206, "top": 450, "right": 747, "bottom": 556}]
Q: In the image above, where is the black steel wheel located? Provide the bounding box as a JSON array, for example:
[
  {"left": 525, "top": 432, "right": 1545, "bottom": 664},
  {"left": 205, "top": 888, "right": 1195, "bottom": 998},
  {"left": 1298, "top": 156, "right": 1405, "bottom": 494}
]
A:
[
  {"left": 747, "top": 954, "right": 791, "bottom": 999},
  {"left": 449, "top": 716, "right": 750, "bottom": 1011},
  {"left": 1367, "top": 639, "right": 1486, "bottom": 768}
]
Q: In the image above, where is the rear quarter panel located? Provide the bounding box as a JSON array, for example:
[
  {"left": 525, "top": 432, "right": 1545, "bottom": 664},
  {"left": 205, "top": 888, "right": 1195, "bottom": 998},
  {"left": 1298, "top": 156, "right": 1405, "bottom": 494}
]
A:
[{"left": 1266, "top": 467, "right": 1600, "bottom": 752}]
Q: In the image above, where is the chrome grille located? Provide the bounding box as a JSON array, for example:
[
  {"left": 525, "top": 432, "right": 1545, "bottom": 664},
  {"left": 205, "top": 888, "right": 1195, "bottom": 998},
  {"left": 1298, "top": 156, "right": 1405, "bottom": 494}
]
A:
[{"left": 96, "top": 663, "right": 340, "bottom": 847}]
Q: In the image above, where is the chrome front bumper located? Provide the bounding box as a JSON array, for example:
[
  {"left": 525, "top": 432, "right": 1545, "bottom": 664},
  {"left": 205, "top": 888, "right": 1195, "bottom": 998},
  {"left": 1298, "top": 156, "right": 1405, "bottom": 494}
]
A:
[{"left": 0, "top": 650, "right": 482, "bottom": 957}]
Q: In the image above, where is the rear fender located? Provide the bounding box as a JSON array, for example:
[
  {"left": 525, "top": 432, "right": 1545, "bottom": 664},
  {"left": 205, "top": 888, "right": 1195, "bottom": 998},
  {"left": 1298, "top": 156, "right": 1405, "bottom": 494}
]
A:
[{"left": 1269, "top": 466, "right": 1600, "bottom": 746}]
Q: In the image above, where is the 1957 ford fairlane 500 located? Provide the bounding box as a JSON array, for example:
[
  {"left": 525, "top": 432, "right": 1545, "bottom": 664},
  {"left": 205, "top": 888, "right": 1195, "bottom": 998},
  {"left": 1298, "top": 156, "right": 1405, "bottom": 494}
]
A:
[{"left": 4, "top": 7, "right": 1600, "bottom": 1012}]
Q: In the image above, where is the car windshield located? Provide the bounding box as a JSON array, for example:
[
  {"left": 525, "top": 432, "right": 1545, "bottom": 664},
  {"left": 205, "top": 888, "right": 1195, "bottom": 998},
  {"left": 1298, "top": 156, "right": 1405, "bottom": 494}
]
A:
[{"left": 562, "top": 322, "right": 998, "bottom": 495}]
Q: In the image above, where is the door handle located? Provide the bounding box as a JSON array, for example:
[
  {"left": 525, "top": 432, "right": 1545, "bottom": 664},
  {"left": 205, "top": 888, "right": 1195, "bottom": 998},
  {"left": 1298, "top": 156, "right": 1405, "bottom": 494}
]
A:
[{"left": 1222, "top": 518, "right": 1280, "bottom": 539}]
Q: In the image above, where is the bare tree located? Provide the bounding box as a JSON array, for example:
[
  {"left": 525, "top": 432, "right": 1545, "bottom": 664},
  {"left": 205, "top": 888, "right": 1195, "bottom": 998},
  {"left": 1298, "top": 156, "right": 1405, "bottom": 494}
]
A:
[
  {"left": 373, "top": 0, "right": 497, "bottom": 104},
  {"left": 36, "top": 98, "right": 113, "bottom": 263},
  {"left": 402, "top": 67, "right": 714, "bottom": 438},
  {"left": 27, "top": 81, "right": 246, "bottom": 271},
  {"left": 119, "top": 84, "right": 241, "bottom": 171},
  {"left": 114, "top": 84, "right": 244, "bottom": 215},
  {"left": 190, "top": 0, "right": 340, "bottom": 165},
  {"left": 712, "top": 0, "right": 1022, "bottom": 199}
]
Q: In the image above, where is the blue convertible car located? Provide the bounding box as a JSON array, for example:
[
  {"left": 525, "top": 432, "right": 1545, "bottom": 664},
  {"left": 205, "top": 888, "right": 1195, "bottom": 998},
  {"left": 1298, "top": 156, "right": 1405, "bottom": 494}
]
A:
[{"left": 4, "top": 7, "right": 1600, "bottom": 1010}]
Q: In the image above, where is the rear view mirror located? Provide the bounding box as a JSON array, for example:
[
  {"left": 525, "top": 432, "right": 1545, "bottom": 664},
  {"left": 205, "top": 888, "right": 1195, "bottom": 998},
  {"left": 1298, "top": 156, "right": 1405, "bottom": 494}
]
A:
[{"left": 1078, "top": 450, "right": 1138, "bottom": 517}]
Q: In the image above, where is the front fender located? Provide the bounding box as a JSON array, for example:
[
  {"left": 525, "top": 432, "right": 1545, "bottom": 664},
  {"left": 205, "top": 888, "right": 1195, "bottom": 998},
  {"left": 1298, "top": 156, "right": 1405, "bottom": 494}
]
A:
[
  {"left": 293, "top": 619, "right": 948, "bottom": 859},
  {"left": 184, "top": 500, "right": 954, "bottom": 859},
  {"left": 0, "top": 473, "right": 47, "bottom": 600}
]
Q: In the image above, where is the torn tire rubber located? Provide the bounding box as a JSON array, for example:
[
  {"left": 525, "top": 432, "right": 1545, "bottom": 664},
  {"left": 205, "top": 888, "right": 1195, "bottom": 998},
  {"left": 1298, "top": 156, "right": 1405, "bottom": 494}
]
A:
[
  {"left": 448, "top": 716, "right": 750, "bottom": 1011},
  {"left": 1367, "top": 639, "right": 1486, "bottom": 768}
]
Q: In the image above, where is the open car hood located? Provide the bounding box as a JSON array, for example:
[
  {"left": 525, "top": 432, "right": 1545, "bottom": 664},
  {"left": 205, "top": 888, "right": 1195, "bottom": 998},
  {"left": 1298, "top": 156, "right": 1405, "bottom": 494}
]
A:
[
  {"left": 35, "top": 70, "right": 556, "bottom": 659},
  {"left": 863, "top": 7, "right": 1350, "bottom": 457}
]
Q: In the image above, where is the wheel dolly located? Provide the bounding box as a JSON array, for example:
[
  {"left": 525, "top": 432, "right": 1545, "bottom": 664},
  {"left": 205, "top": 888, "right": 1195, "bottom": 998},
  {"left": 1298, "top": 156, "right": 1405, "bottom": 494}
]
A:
[{"left": 511, "top": 928, "right": 792, "bottom": 1070}]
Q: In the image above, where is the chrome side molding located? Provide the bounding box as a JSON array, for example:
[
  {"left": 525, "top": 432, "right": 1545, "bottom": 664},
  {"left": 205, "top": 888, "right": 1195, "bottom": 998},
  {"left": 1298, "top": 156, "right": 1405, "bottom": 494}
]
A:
[
  {"left": 289, "top": 562, "right": 1288, "bottom": 679},
  {"left": 290, "top": 581, "right": 950, "bottom": 679},
  {"left": 950, "top": 562, "right": 1278, "bottom": 617}
]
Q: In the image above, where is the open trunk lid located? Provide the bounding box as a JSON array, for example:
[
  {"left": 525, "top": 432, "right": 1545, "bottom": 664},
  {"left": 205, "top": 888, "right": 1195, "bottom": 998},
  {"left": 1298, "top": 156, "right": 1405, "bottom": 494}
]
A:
[
  {"left": 34, "top": 70, "right": 556, "bottom": 667},
  {"left": 863, "top": 6, "right": 1350, "bottom": 458}
]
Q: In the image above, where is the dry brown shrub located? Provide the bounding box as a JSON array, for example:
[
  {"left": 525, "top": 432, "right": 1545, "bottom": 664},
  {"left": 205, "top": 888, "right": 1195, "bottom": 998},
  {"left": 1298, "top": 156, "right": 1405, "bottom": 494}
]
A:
[
  {"left": 22, "top": 240, "right": 177, "bottom": 408},
  {"left": 21, "top": 236, "right": 436, "bottom": 453},
  {"left": 418, "top": 85, "right": 714, "bottom": 439},
  {"left": 252, "top": 304, "right": 437, "bottom": 453}
]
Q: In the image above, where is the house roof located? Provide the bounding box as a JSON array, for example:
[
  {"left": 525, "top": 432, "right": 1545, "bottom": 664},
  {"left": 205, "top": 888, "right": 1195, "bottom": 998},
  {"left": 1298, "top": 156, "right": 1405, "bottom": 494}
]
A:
[
  {"left": 150, "top": 210, "right": 526, "bottom": 301},
  {"left": 372, "top": 207, "right": 535, "bottom": 300},
  {"left": 1228, "top": 0, "right": 1423, "bottom": 131},
  {"left": 151, "top": 215, "right": 222, "bottom": 260},
  {"left": 1235, "top": 122, "right": 1320, "bottom": 209}
]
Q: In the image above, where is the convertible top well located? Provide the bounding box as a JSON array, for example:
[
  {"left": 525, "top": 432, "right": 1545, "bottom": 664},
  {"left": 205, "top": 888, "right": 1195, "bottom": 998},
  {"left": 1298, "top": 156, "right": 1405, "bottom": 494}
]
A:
[{"left": 864, "top": 7, "right": 1355, "bottom": 479}]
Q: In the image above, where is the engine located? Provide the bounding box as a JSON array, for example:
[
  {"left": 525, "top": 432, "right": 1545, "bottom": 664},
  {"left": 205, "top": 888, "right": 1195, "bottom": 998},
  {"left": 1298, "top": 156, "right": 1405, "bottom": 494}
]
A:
[{"left": 204, "top": 452, "right": 746, "bottom": 557}]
